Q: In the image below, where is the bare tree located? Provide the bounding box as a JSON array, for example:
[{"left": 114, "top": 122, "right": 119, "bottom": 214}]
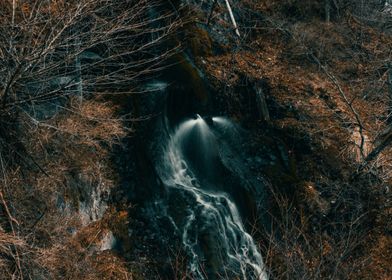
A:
[
  {"left": 0, "top": 0, "right": 178, "bottom": 114},
  {"left": 0, "top": 1, "right": 179, "bottom": 278},
  {"left": 0, "top": 0, "right": 180, "bottom": 181}
]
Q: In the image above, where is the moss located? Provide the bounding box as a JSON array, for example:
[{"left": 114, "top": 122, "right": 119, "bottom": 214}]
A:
[
  {"left": 164, "top": 52, "right": 210, "bottom": 123},
  {"left": 167, "top": 53, "right": 209, "bottom": 102},
  {"left": 186, "top": 26, "right": 213, "bottom": 58}
]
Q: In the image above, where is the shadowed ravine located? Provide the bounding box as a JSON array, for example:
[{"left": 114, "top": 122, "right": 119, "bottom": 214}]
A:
[{"left": 155, "top": 115, "right": 268, "bottom": 279}]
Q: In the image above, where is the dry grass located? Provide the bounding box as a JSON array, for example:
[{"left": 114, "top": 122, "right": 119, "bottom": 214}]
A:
[
  {"left": 259, "top": 181, "right": 377, "bottom": 280},
  {"left": 0, "top": 95, "right": 138, "bottom": 279},
  {"left": 201, "top": 2, "right": 391, "bottom": 279}
]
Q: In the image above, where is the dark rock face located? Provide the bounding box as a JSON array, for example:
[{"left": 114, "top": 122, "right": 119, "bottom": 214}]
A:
[
  {"left": 110, "top": 3, "right": 274, "bottom": 277},
  {"left": 116, "top": 56, "right": 276, "bottom": 279},
  {"left": 106, "top": 1, "right": 392, "bottom": 279},
  {"left": 111, "top": 1, "right": 327, "bottom": 278}
]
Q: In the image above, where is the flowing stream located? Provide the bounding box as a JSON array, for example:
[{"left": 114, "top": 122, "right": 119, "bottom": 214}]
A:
[{"left": 156, "top": 115, "right": 268, "bottom": 279}]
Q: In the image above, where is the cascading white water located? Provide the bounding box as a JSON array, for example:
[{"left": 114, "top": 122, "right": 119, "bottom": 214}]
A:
[{"left": 158, "top": 115, "right": 268, "bottom": 279}]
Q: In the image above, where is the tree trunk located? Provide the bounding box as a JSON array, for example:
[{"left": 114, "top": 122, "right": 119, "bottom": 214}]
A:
[
  {"left": 325, "top": 0, "right": 331, "bottom": 23},
  {"left": 388, "top": 63, "right": 392, "bottom": 124},
  {"left": 12, "top": 0, "right": 16, "bottom": 26},
  {"left": 224, "top": 0, "right": 240, "bottom": 37},
  {"left": 254, "top": 81, "right": 270, "bottom": 122},
  {"left": 207, "top": 0, "right": 218, "bottom": 25},
  {"left": 75, "top": 38, "right": 83, "bottom": 104}
]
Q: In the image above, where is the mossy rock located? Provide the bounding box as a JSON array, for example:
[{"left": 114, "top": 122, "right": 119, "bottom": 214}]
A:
[
  {"left": 186, "top": 25, "right": 213, "bottom": 58},
  {"left": 174, "top": 54, "right": 208, "bottom": 102},
  {"left": 164, "top": 52, "right": 209, "bottom": 123}
]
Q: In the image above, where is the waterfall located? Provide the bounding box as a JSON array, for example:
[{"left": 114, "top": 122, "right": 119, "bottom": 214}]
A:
[{"left": 156, "top": 115, "right": 268, "bottom": 279}]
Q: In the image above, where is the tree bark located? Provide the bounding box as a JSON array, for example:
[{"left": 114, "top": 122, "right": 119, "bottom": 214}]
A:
[
  {"left": 207, "top": 0, "right": 218, "bottom": 26},
  {"left": 387, "top": 63, "right": 392, "bottom": 124},
  {"left": 12, "top": 0, "right": 16, "bottom": 26},
  {"left": 254, "top": 81, "right": 270, "bottom": 122},
  {"left": 325, "top": 0, "right": 331, "bottom": 23},
  {"left": 224, "top": 0, "right": 240, "bottom": 37},
  {"left": 75, "top": 38, "right": 83, "bottom": 104}
]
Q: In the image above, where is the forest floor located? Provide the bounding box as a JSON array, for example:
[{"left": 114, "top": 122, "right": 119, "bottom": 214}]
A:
[{"left": 191, "top": 1, "right": 392, "bottom": 279}]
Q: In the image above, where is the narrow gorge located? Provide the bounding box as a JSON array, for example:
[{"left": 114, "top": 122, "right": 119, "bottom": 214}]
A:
[{"left": 0, "top": 1, "right": 391, "bottom": 279}]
